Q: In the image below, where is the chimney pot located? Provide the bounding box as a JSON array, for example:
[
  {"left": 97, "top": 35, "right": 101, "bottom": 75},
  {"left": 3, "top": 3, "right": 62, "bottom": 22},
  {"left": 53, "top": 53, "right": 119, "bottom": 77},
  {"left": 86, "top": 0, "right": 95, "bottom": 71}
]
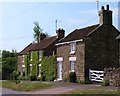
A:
[
  {"left": 56, "top": 28, "right": 65, "bottom": 40},
  {"left": 101, "top": 6, "right": 104, "bottom": 10},
  {"left": 106, "top": 5, "right": 109, "bottom": 10}
]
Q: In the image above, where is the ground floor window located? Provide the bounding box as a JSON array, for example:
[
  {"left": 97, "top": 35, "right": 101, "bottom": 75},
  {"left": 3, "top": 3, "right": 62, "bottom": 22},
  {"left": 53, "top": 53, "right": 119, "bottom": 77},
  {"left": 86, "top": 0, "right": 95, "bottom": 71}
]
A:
[
  {"left": 38, "top": 64, "right": 41, "bottom": 77},
  {"left": 22, "top": 64, "right": 25, "bottom": 76},
  {"left": 70, "top": 61, "right": 75, "bottom": 72},
  {"left": 30, "top": 64, "right": 32, "bottom": 76}
]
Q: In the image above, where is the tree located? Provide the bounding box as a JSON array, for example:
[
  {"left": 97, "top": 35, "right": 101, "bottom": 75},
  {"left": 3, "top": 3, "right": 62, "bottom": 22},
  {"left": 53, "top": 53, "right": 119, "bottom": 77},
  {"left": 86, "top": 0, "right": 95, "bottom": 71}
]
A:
[
  {"left": 33, "top": 21, "right": 43, "bottom": 43},
  {"left": 2, "top": 50, "right": 18, "bottom": 80},
  {"left": 33, "top": 21, "right": 50, "bottom": 43}
]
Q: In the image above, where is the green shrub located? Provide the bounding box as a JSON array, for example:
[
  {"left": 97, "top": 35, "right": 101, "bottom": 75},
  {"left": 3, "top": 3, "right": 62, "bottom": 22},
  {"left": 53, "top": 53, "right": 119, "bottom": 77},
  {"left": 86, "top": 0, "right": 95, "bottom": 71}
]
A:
[
  {"left": 68, "top": 72, "right": 76, "bottom": 83},
  {"left": 30, "top": 74, "right": 37, "bottom": 81},
  {"left": 77, "top": 79, "right": 92, "bottom": 84},
  {"left": 102, "top": 79, "right": 109, "bottom": 86},
  {"left": 40, "top": 74, "right": 46, "bottom": 81},
  {"left": 9, "top": 71, "right": 19, "bottom": 80}
]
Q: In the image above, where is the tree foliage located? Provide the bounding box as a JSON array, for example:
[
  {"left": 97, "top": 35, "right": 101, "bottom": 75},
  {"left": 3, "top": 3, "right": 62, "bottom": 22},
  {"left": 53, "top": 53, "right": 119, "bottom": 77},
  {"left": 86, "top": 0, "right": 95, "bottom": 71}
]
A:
[
  {"left": 2, "top": 50, "right": 18, "bottom": 80},
  {"left": 33, "top": 21, "right": 49, "bottom": 43},
  {"left": 33, "top": 21, "right": 43, "bottom": 43}
]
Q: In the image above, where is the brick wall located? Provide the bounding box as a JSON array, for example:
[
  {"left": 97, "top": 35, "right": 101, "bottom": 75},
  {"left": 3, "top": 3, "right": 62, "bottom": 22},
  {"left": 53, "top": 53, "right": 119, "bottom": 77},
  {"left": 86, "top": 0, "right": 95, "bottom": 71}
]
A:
[
  {"left": 104, "top": 68, "right": 120, "bottom": 86},
  {"left": 57, "top": 42, "right": 85, "bottom": 81},
  {"left": 75, "top": 42, "right": 85, "bottom": 80},
  {"left": 85, "top": 25, "right": 119, "bottom": 79},
  {"left": 17, "top": 55, "right": 23, "bottom": 75}
]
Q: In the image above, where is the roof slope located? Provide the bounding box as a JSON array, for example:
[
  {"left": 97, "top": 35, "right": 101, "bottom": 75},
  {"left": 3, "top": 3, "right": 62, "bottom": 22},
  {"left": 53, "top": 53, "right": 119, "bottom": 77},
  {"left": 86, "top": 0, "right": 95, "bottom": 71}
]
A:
[
  {"left": 19, "top": 43, "right": 37, "bottom": 55},
  {"left": 60, "top": 24, "right": 99, "bottom": 43},
  {"left": 31, "top": 36, "right": 57, "bottom": 51},
  {"left": 116, "top": 34, "right": 120, "bottom": 40}
]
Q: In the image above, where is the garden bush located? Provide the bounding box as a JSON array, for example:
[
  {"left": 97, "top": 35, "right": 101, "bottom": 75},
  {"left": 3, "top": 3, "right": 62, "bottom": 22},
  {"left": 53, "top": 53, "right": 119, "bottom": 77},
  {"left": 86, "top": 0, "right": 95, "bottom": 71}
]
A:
[
  {"left": 102, "top": 79, "right": 109, "bottom": 86},
  {"left": 30, "top": 74, "right": 37, "bottom": 81},
  {"left": 68, "top": 72, "right": 76, "bottom": 83},
  {"left": 9, "top": 71, "right": 19, "bottom": 80}
]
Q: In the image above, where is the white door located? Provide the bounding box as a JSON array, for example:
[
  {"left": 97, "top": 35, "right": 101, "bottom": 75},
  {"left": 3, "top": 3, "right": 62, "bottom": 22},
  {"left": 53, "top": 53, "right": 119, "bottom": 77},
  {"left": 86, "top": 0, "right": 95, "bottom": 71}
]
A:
[{"left": 57, "top": 61, "right": 62, "bottom": 80}]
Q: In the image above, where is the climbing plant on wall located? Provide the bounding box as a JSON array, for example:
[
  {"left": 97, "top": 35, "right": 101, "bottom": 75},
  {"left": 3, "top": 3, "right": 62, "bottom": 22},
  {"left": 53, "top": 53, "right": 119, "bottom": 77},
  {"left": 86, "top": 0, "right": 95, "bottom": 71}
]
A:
[
  {"left": 29, "top": 51, "right": 39, "bottom": 78},
  {"left": 41, "top": 56, "right": 57, "bottom": 81}
]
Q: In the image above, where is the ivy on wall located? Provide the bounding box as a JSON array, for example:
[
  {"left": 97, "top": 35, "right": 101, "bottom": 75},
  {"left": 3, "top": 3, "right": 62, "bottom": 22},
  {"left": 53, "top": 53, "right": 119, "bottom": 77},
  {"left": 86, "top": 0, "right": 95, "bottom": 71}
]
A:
[
  {"left": 23, "top": 50, "right": 56, "bottom": 81},
  {"left": 29, "top": 51, "right": 39, "bottom": 77},
  {"left": 41, "top": 56, "right": 57, "bottom": 81},
  {"left": 24, "top": 54, "right": 30, "bottom": 80}
]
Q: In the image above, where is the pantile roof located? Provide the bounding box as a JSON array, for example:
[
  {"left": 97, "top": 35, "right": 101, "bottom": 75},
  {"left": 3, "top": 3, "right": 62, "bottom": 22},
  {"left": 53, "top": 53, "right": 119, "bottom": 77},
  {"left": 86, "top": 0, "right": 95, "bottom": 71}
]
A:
[
  {"left": 19, "top": 43, "right": 37, "bottom": 55},
  {"left": 60, "top": 24, "right": 99, "bottom": 43},
  {"left": 31, "top": 36, "right": 57, "bottom": 51}
]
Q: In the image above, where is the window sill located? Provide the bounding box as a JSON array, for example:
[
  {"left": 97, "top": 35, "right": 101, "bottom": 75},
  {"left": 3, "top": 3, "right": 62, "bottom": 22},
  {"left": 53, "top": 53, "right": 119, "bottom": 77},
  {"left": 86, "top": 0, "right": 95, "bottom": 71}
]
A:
[
  {"left": 39, "top": 58, "right": 42, "bottom": 61},
  {"left": 70, "top": 51, "right": 76, "bottom": 55},
  {"left": 69, "top": 70, "right": 75, "bottom": 72}
]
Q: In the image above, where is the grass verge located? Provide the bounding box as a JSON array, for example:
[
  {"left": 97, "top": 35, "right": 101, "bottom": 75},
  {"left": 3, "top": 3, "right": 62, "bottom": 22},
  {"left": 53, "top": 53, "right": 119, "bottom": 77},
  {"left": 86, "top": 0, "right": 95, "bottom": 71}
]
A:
[
  {"left": 64, "top": 89, "right": 120, "bottom": 94},
  {"left": 2, "top": 80, "right": 54, "bottom": 92}
]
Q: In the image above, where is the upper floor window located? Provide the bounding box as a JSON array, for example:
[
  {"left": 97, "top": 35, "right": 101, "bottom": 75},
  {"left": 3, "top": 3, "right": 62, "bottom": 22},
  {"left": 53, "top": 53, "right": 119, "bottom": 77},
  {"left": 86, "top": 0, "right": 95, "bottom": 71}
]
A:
[
  {"left": 22, "top": 55, "right": 24, "bottom": 63},
  {"left": 70, "top": 42, "right": 76, "bottom": 54},
  {"left": 30, "top": 51, "right": 32, "bottom": 61},
  {"left": 39, "top": 50, "right": 43, "bottom": 61}
]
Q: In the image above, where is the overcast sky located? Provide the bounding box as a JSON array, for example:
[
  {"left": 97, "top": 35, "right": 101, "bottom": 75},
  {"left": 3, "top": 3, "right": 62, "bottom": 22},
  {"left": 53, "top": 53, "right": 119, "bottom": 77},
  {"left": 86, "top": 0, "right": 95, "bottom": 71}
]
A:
[{"left": 0, "top": 1, "right": 119, "bottom": 52}]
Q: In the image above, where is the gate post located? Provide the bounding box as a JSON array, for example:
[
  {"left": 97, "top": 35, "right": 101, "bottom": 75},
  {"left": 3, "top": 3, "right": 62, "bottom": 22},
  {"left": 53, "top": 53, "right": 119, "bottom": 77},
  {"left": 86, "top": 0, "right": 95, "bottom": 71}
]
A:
[{"left": 89, "top": 69, "right": 91, "bottom": 81}]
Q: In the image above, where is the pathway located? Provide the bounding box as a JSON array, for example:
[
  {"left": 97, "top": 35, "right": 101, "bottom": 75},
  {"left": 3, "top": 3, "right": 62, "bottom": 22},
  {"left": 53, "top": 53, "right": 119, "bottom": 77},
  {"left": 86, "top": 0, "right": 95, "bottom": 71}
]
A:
[{"left": 1, "top": 81, "right": 119, "bottom": 94}]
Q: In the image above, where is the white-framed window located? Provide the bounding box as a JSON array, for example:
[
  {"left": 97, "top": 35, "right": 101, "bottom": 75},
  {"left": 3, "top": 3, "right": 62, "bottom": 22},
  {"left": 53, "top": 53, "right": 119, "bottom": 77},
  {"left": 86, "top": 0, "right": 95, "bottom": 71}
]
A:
[
  {"left": 22, "top": 64, "right": 25, "bottom": 72},
  {"left": 70, "top": 42, "right": 76, "bottom": 54},
  {"left": 38, "top": 64, "right": 41, "bottom": 77},
  {"left": 22, "top": 55, "right": 24, "bottom": 63},
  {"left": 39, "top": 50, "right": 42, "bottom": 61},
  {"left": 30, "top": 51, "right": 32, "bottom": 61},
  {"left": 30, "top": 64, "right": 32, "bottom": 76},
  {"left": 70, "top": 61, "right": 75, "bottom": 72}
]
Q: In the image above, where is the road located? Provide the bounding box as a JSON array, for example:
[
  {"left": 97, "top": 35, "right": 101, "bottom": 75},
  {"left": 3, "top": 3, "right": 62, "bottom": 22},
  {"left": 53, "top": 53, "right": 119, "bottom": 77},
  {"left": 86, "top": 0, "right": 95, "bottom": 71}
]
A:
[{"left": 1, "top": 81, "right": 119, "bottom": 95}]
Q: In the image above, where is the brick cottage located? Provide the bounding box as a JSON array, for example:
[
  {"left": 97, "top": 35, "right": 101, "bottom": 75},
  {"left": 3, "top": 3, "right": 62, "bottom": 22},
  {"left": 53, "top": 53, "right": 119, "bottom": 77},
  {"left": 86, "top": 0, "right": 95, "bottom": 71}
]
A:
[{"left": 56, "top": 5, "right": 120, "bottom": 81}]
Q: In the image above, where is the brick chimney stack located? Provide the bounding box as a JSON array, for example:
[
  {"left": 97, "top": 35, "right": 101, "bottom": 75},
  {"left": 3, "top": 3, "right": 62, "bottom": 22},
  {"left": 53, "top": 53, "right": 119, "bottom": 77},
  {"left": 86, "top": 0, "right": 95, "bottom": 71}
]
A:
[
  {"left": 99, "top": 5, "right": 112, "bottom": 25},
  {"left": 56, "top": 28, "right": 65, "bottom": 40},
  {"left": 39, "top": 33, "right": 46, "bottom": 42}
]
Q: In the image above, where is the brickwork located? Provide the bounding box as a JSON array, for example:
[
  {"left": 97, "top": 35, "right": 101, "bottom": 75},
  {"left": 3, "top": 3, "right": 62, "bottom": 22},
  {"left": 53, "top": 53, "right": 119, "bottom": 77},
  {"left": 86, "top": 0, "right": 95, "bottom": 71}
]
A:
[
  {"left": 17, "top": 55, "right": 24, "bottom": 75},
  {"left": 104, "top": 68, "right": 120, "bottom": 86},
  {"left": 85, "top": 25, "right": 119, "bottom": 79},
  {"left": 57, "top": 42, "right": 85, "bottom": 81}
]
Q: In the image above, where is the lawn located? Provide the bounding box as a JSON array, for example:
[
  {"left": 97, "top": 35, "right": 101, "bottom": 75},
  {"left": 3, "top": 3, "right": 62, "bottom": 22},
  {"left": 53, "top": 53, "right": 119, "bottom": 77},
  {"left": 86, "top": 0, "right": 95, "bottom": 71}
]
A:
[
  {"left": 1, "top": 80, "right": 54, "bottom": 92},
  {"left": 64, "top": 89, "right": 120, "bottom": 94}
]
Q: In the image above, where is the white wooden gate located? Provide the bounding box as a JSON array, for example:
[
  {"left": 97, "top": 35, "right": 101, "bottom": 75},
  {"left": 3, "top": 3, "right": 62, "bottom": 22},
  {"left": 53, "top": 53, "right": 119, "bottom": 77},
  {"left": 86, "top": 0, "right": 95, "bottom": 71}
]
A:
[{"left": 89, "top": 69, "right": 104, "bottom": 82}]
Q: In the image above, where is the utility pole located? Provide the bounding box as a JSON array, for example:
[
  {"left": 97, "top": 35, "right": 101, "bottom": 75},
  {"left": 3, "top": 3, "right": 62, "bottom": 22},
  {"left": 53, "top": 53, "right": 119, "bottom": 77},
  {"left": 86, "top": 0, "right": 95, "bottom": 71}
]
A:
[
  {"left": 97, "top": 0, "right": 99, "bottom": 16},
  {"left": 55, "top": 19, "right": 57, "bottom": 31}
]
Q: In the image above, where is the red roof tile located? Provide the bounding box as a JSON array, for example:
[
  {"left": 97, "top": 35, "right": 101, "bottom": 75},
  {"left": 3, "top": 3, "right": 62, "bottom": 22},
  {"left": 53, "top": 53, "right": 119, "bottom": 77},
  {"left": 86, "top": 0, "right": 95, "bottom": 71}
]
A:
[
  {"left": 31, "top": 36, "right": 57, "bottom": 51},
  {"left": 60, "top": 24, "right": 99, "bottom": 42},
  {"left": 19, "top": 43, "right": 37, "bottom": 55}
]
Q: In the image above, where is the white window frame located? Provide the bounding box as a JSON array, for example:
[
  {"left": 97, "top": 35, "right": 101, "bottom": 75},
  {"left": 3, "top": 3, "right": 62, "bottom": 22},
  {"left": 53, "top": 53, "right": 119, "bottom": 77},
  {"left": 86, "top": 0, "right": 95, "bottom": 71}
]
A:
[
  {"left": 70, "top": 42, "right": 76, "bottom": 54},
  {"left": 70, "top": 61, "right": 75, "bottom": 72},
  {"left": 22, "top": 55, "right": 24, "bottom": 63},
  {"left": 30, "top": 64, "right": 32, "bottom": 76},
  {"left": 39, "top": 50, "right": 42, "bottom": 61},
  {"left": 30, "top": 52, "right": 32, "bottom": 61},
  {"left": 38, "top": 64, "right": 41, "bottom": 77},
  {"left": 22, "top": 64, "right": 25, "bottom": 72}
]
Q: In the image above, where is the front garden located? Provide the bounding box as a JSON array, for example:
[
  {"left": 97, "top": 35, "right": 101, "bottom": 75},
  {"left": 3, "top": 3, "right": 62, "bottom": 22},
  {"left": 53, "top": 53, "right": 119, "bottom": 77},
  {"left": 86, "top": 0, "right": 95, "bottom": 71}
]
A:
[{"left": 1, "top": 80, "right": 54, "bottom": 92}]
